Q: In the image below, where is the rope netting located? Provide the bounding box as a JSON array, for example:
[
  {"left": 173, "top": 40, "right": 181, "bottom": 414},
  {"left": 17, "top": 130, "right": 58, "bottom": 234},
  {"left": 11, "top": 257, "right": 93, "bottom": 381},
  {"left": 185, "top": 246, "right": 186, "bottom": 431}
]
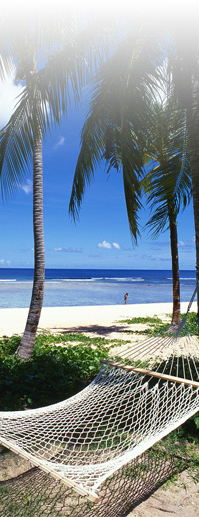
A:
[
  {"left": 0, "top": 446, "right": 187, "bottom": 516},
  {"left": 0, "top": 291, "right": 199, "bottom": 502}
]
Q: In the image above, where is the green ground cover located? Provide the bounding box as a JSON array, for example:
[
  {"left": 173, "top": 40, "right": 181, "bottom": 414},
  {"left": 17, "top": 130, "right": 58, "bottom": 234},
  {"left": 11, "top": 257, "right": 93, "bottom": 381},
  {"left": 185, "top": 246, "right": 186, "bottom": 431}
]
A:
[
  {"left": 120, "top": 312, "right": 199, "bottom": 336},
  {"left": 0, "top": 333, "right": 111, "bottom": 411}
]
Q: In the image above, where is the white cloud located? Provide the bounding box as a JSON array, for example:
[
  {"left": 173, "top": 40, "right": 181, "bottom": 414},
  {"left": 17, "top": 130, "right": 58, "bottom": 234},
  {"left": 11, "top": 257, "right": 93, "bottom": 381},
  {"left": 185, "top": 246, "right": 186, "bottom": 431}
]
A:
[
  {"left": 19, "top": 179, "right": 33, "bottom": 194},
  {"left": 97, "top": 240, "right": 121, "bottom": 249},
  {"left": 152, "top": 239, "right": 194, "bottom": 251},
  {"left": 98, "top": 240, "right": 112, "bottom": 249},
  {"left": 53, "top": 136, "right": 65, "bottom": 150},
  {"left": 53, "top": 247, "right": 82, "bottom": 253},
  {"left": 0, "top": 71, "right": 23, "bottom": 128},
  {"left": 0, "top": 258, "right": 11, "bottom": 265},
  {"left": 112, "top": 242, "right": 121, "bottom": 249}
]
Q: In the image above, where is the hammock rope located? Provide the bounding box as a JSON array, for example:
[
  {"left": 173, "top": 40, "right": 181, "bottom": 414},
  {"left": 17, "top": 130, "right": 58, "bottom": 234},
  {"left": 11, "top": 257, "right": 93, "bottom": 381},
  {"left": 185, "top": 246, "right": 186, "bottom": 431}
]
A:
[{"left": 1, "top": 288, "right": 199, "bottom": 502}]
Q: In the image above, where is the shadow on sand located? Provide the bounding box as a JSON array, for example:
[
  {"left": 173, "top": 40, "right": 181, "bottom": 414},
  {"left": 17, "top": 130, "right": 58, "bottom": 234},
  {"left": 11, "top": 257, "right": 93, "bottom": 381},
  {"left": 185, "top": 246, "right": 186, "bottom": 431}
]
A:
[
  {"left": 0, "top": 447, "right": 187, "bottom": 516},
  {"left": 53, "top": 323, "right": 131, "bottom": 338}
]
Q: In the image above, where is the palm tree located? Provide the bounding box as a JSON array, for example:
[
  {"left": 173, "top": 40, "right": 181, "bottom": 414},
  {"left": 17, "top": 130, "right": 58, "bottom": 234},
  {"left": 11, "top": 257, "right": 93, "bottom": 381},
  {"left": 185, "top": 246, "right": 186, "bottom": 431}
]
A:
[
  {"left": 167, "top": 18, "right": 199, "bottom": 323},
  {"left": 70, "top": 13, "right": 199, "bottom": 321},
  {"left": 137, "top": 12, "right": 199, "bottom": 322},
  {"left": 0, "top": 15, "right": 107, "bottom": 359},
  {"left": 69, "top": 66, "right": 191, "bottom": 325},
  {"left": 143, "top": 100, "right": 191, "bottom": 326}
]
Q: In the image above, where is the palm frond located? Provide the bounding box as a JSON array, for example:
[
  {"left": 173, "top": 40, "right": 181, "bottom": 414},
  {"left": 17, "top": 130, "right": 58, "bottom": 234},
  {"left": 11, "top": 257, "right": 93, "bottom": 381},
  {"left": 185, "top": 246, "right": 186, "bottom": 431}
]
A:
[
  {"left": 69, "top": 24, "right": 163, "bottom": 241},
  {"left": 69, "top": 105, "right": 108, "bottom": 220},
  {"left": 143, "top": 96, "right": 191, "bottom": 237},
  {"left": 0, "top": 87, "right": 34, "bottom": 199},
  {"left": 0, "top": 15, "right": 110, "bottom": 201},
  {"left": 145, "top": 202, "right": 170, "bottom": 237},
  {"left": 122, "top": 162, "right": 143, "bottom": 242}
]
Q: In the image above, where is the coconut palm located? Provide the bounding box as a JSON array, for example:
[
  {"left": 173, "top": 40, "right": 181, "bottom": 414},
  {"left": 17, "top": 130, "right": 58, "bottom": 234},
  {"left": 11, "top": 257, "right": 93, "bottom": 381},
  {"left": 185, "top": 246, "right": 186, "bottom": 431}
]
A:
[
  {"left": 69, "top": 65, "right": 191, "bottom": 325},
  {"left": 143, "top": 100, "right": 191, "bottom": 326},
  {"left": 0, "top": 15, "right": 108, "bottom": 359},
  {"left": 139, "top": 12, "right": 199, "bottom": 320},
  {"left": 167, "top": 18, "right": 199, "bottom": 322},
  {"left": 70, "top": 13, "right": 199, "bottom": 320}
]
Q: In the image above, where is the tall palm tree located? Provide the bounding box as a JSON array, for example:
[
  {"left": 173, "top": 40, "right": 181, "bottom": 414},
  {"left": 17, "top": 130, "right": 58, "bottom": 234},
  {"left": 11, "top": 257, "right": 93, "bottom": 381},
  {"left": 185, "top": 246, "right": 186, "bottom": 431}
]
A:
[
  {"left": 69, "top": 67, "right": 191, "bottom": 325},
  {"left": 70, "top": 13, "right": 199, "bottom": 320},
  {"left": 137, "top": 11, "right": 199, "bottom": 322},
  {"left": 143, "top": 100, "right": 191, "bottom": 326},
  {"left": 167, "top": 18, "right": 199, "bottom": 323},
  {"left": 0, "top": 16, "right": 107, "bottom": 360}
]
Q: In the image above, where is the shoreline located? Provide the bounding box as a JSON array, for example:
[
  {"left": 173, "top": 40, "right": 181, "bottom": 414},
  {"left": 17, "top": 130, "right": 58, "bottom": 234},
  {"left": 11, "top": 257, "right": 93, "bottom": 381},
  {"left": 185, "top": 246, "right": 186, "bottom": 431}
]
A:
[{"left": 0, "top": 301, "right": 197, "bottom": 337}]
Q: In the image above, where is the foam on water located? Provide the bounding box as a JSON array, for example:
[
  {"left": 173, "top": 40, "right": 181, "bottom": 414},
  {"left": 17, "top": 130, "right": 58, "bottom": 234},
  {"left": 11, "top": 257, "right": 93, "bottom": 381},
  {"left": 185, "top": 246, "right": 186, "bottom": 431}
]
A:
[{"left": 0, "top": 268, "right": 196, "bottom": 308}]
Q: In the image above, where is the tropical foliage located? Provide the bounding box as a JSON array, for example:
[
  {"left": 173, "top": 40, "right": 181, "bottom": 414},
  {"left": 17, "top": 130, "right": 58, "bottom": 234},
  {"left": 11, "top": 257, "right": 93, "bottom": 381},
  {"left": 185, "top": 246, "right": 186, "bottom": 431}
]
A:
[
  {"left": 69, "top": 61, "right": 191, "bottom": 325},
  {"left": 69, "top": 24, "right": 162, "bottom": 242},
  {"left": 1, "top": 6, "right": 199, "bottom": 360},
  {"left": 0, "top": 10, "right": 110, "bottom": 359},
  {"left": 70, "top": 13, "right": 199, "bottom": 322},
  {"left": 0, "top": 333, "right": 110, "bottom": 410},
  {"left": 143, "top": 99, "right": 191, "bottom": 324}
]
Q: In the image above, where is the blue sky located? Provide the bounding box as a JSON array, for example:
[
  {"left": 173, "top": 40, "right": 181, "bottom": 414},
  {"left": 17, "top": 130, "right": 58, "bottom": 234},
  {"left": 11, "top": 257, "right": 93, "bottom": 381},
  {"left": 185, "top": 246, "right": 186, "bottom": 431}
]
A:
[{"left": 0, "top": 46, "right": 196, "bottom": 271}]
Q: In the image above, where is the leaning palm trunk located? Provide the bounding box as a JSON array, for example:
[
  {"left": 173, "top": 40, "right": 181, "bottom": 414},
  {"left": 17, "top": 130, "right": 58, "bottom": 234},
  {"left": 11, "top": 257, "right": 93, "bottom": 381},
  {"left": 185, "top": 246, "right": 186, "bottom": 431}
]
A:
[
  {"left": 186, "top": 79, "right": 199, "bottom": 326},
  {"left": 169, "top": 208, "right": 180, "bottom": 326},
  {"left": 17, "top": 132, "right": 45, "bottom": 360}
]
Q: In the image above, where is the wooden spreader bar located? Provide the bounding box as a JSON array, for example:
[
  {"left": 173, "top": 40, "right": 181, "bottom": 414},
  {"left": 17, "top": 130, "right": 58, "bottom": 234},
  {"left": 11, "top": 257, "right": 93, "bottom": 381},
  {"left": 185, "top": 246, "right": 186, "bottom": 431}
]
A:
[
  {"left": 0, "top": 437, "right": 100, "bottom": 503},
  {"left": 100, "top": 360, "right": 199, "bottom": 389}
]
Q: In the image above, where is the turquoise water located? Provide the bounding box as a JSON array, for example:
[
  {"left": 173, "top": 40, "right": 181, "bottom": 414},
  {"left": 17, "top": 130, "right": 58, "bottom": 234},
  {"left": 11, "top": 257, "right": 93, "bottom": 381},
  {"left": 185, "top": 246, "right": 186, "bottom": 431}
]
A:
[{"left": 0, "top": 268, "right": 196, "bottom": 308}]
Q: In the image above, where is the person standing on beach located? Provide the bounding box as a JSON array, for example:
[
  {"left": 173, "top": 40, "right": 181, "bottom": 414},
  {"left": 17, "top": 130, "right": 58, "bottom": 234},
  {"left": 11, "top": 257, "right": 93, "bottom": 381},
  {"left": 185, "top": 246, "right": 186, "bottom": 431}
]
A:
[{"left": 124, "top": 293, "right": 128, "bottom": 304}]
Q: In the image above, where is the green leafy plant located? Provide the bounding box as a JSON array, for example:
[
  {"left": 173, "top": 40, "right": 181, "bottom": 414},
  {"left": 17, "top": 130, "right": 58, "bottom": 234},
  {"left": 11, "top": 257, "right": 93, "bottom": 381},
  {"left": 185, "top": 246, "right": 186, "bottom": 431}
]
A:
[
  {"left": 0, "top": 333, "right": 110, "bottom": 411},
  {"left": 119, "top": 313, "right": 199, "bottom": 337}
]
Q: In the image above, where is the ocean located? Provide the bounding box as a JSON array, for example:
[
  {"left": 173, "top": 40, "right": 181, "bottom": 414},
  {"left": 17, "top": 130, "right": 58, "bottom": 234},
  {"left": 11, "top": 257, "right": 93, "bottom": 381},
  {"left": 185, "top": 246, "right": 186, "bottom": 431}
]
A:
[{"left": 0, "top": 268, "right": 197, "bottom": 309}]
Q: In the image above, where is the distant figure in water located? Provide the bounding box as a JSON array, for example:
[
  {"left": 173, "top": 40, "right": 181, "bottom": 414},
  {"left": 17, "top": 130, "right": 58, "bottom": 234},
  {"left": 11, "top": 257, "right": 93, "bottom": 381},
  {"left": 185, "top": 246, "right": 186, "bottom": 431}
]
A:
[{"left": 124, "top": 293, "right": 128, "bottom": 304}]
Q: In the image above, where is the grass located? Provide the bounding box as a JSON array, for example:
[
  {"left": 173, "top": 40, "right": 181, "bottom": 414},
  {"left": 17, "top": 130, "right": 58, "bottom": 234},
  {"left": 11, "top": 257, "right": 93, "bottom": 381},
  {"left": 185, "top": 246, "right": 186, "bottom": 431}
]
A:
[
  {"left": 154, "top": 426, "right": 199, "bottom": 484},
  {"left": 119, "top": 315, "right": 163, "bottom": 325},
  {"left": 0, "top": 332, "right": 113, "bottom": 411},
  {"left": 120, "top": 312, "right": 199, "bottom": 337}
]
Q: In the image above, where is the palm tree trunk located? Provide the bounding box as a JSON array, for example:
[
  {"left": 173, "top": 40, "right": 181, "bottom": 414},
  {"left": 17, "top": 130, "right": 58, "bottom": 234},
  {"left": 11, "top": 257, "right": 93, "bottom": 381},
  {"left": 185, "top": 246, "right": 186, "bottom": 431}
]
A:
[
  {"left": 186, "top": 78, "right": 199, "bottom": 327},
  {"left": 168, "top": 208, "right": 180, "bottom": 326},
  {"left": 17, "top": 133, "right": 45, "bottom": 360}
]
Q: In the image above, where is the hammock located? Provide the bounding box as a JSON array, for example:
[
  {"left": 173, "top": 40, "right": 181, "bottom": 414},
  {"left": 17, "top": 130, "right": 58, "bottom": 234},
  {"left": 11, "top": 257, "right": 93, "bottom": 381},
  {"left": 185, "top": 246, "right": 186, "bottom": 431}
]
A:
[{"left": 1, "top": 292, "right": 199, "bottom": 503}]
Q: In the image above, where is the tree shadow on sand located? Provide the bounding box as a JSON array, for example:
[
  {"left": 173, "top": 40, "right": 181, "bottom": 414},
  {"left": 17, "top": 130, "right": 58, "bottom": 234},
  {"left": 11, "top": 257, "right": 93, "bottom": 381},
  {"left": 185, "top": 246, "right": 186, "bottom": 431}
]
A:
[
  {"left": 52, "top": 324, "right": 131, "bottom": 338},
  {"left": 0, "top": 447, "right": 187, "bottom": 516}
]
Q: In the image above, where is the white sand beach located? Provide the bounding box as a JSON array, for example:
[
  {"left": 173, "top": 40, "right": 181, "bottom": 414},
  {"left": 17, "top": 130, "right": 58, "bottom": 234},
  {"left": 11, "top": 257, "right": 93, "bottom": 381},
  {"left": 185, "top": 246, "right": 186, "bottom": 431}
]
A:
[{"left": 0, "top": 301, "right": 197, "bottom": 337}]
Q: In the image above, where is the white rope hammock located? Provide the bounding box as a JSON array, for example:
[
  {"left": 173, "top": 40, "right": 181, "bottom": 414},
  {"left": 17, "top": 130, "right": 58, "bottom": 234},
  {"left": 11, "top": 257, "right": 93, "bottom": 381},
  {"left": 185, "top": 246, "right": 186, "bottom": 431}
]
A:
[{"left": 1, "top": 292, "right": 199, "bottom": 502}]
